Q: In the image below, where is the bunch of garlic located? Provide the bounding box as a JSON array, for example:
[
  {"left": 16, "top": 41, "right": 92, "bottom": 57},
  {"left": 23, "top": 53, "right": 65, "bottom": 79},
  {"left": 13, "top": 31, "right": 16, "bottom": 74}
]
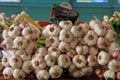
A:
[{"left": 1, "top": 11, "right": 41, "bottom": 79}]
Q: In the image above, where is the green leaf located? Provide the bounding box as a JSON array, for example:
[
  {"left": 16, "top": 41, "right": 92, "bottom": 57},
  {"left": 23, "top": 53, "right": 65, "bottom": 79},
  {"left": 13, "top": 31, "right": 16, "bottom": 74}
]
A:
[{"left": 107, "top": 78, "right": 114, "bottom": 80}]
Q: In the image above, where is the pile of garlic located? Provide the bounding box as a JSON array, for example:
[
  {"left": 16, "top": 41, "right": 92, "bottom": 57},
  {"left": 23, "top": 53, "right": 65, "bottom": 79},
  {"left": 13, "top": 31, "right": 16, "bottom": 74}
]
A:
[
  {"left": 41, "top": 19, "right": 120, "bottom": 80},
  {"left": 1, "top": 12, "right": 41, "bottom": 79}
]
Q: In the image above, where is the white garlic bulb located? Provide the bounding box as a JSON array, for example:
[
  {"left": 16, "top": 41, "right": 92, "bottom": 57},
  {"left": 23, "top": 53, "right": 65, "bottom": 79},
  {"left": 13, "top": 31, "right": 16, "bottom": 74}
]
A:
[
  {"left": 58, "top": 41, "right": 70, "bottom": 52},
  {"left": 3, "top": 67, "right": 14, "bottom": 78},
  {"left": 108, "top": 42, "right": 120, "bottom": 53},
  {"left": 8, "top": 24, "right": 22, "bottom": 38},
  {"left": 105, "top": 29, "right": 116, "bottom": 42},
  {"left": 9, "top": 55, "right": 22, "bottom": 69},
  {"left": 70, "top": 25, "right": 83, "bottom": 38},
  {"left": 58, "top": 54, "right": 71, "bottom": 68},
  {"left": 73, "top": 55, "right": 87, "bottom": 68},
  {"left": 70, "top": 69, "right": 82, "bottom": 78},
  {"left": 108, "top": 59, "right": 120, "bottom": 71},
  {"left": 45, "top": 36, "right": 60, "bottom": 47},
  {"left": 35, "top": 48, "right": 47, "bottom": 57},
  {"left": 81, "top": 66, "right": 93, "bottom": 76},
  {"left": 89, "top": 19, "right": 100, "bottom": 29},
  {"left": 59, "top": 29, "right": 73, "bottom": 42},
  {"left": 42, "top": 24, "right": 50, "bottom": 38},
  {"left": 47, "top": 24, "right": 61, "bottom": 37},
  {"left": 2, "top": 30, "right": 9, "bottom": 39},
  {"left": 36, "top": 70, "right": 50, "bottom": 80},
  {"left": 87, "top": 55, "right": 97, "bottom": 67},
  {"left": 84, "top": 30, "right": 98, "bottom": 46},
  {"left": 1, "top": 37, "right": 13, "bottom": 50},
  {"left": 13, "top": 36, "right": 28, "bottom": 49},
  {"left": 70, "top": 38, "right": 78, "bottom": 49},
  {"left": 20, "top": 52, "right": 31, "bottom": 61},
  {"left": 13, "top": 69, "right": 25, "bottom": 79},
  {"left": 22, "top": 60, "right": 33, "bottom": 73},
  {"left": 97, "top": 51, "right": 110, "bottom": 65},
  {"left": 2, "top": 54, "right": 11, "bottom": 67},
  {"left": 9, "top": 49, "right": 24, "bottom": 56},
  {"left": 89, "top": 46, "right": 98, "bottom": 55},
  {"left": 49, "top": 65, "right": 63, "bottom": 79},
  {"left": 48, "top": 46, "right": 61, "bottom": 58},
  {"left": 104, "top": 70, "right": 115, "bottom": 80},
  {"left": 59, "top": 20, "right": 73, "bottom": 30},
  {"left": 68, "top": 63, "right": 77, "bottom": 73},
  {"left": 44, "top": 55, "right": 56, "bottom": 67}
]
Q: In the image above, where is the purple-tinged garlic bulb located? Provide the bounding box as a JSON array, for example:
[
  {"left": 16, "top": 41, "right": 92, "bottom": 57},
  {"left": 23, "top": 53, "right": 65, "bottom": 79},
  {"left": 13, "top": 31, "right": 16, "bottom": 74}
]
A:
[
  {"left": 97, "top": 51, "right": 110, "bottom": 65},
  {"left": 2, "top": 54, "right": 11, "bottom": 67},
  {"left": 31, "top": 57, "right": 46, "bottom": 69},
  {"left": 70, "top": 38, "right": 78, "bottom": 49},
  {"left": 59, "top": 20, "right": 73, "bottom": 30},
  {"left": 84, "top": 30, "right": 98, "bottom": 46},
  {"left": 8, "top": 55, "right": 22, "bottom": 69},
  {"left": 81, "top": 66, "right": 93, "bottom": 76},
  {"left": 78, "top": 22, "right": 90, "bottom": 34},
  {"left": 59, "top": 29, "right": 73, "bottom": 42},
  {"left": 58, "top": 41, "right": 70, "bottom": 52},
  {"left": 36, "top": 70, "right": 50, "bottom": 80},
  {"left": 44, "top": 54, "right": 56, "bottom": 67},
  {"left": 73, "top": 55, "right": 87, "bottom": 68},
  {"left": 2, "top": 30, "right": 9, "bottom": 39},
  {"left": 66, "top": 49, "right": 77, "bottom": 58},
  {"left": 104, "top": 70, "right": 115, "bottom": 80},
  {"left": 3, "top": 67, "right": 14, "bottom": 78},
  {"left": 70, "top": 25, "right": 83, "bottom": 38},
  {"left": 89, "top": 46, "right": 98, "bottom": 56},
  {"left": 93, "top": 23, "right": 106, "bottom": 36},
  {"left": 58, "top": 54, "right": 71, "bottom": 68},
  {"left": 97, "top": 37, "right": 109, "bottom": 49},
  {"left": 111, "top": 48, "right": 120, "bottom": 60},
  {"left": 21, "top": 60, "right": 33, "bottom": 74},
  {"left": 45, "top": 37, "right": 60, "bottom": 47},
  {"left": 70, "top": 69, "right": 82, "bottom": 78},
  {"left": 35, "top": 48, "right": 47, "bottom": 58},
  {"left": 108, "top": 59, "right": 120, "bottom": 71},
  {"left": 8, "top": 24, "right": 22, "bottom": 38},
  {"left": 48, "top": 46, "right": 61, "bottom": 58},
  {"left": 87, "top": 55, "right": 97, "bottom": 67},
  {"left": 20, "top": 52, "right": 31, "bottom": 61},
  {"left": 13, "top": 36, "right": 28, "bottom": 49},
  {"left": 75, "top": 44, "right": 89, "bottom": 55},
  {"left": 68, "top": 63, "right": 77, "bottom": 73},
  {"left": 47, "top": 24, "right": 61, "bottom": 37},
  {"left": 1, "top": 37, "right": 13, "bottom": 50},
  {"left": 105, "top": 29, "right": 116, "bottom": 42},
  {"left": 108, "top": 42, "right": 120, "bottom": 53},
  {"left": 49, "top": 65, "right": 63, "bottom": 79},
  {"left": 13, "top": 69, "right": 25, "bottom": 79}
]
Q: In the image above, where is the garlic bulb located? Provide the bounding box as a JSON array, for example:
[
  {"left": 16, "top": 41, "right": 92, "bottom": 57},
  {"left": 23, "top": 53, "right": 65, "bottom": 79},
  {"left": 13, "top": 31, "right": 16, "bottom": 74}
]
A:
[
  {"left": 70, "top": 69, "right": 82, "bottom": 78},
  {"left": 108, "top": 42, "right": 120, "bottom": 53},
  {"left": 22, "top": 60, "right": 33, "bottom": 73},
  {"left": 89, "top": 19, "right": 99, "bottom": 29},
  {"left": 20, "top": 52, "right": 31, "bottom": 61},
  {"left": 9, "top": 49, "right": 24, "bottom": 56},
  {"left": 35, "top": 48, "right": 47, "bottom": 57},
  {"left": 111, "top": 48, "right": 120, "bottom": 60},
  {"left": 45, "top": 37, "right": 60, "bottom": 47},
  {"left": 75, "top": 44, "right": 89, "bottom": 55},
  {"left": 59, "top": 29, "right": 73, "bottom": 42},
  {"left": 42, "top": 25, "right": 50, "bottom": 38},
  {"left": 1, "top": 37, "right": 13, "bottom": 50},
  {"left": 66, "top": 49, "right": 77, "bottom": 58},
  {"left": 70, "top": 25, "right": 83, "bottom": 38},
  {"left": 58, "top": 54, "right": 71, "bottom": 68},
  {"left": 48, "top": 46, "right": 61, "bottom": 58},
  {"left": 70, "top": 38, "right": 78, "bottom": 49},
  {"left": 13, "top": 69, "right": 25, "bottom": 79},
  {"left": 89, "top": 46, "right": 98, "bottom": 55},
  {"left": 36, "top": 70, "right": 50, "bottom": 80},
  {"left": 47, "top": 24, "right": 61, "bottom": 37},
  {"left": 59, "top": 20, "right": 73, "bottom": 30},
  {"left": 108, "top": 59, "right": 120, "bottom": 71},
  {"left": 2, "top": 30, "right": 9, "bottom": 39},
  {"left": 73, "top": 55, "right": 87, "bottom": 68},
  {"left": 2, "top": 54, "right": 11, "bottom": 67},
  {"left": 8, "top": 24, "right": 22, "bottom": 38},
  {"left": 97, "top": 51, "right": 110, "bottom": 65},
  {"left": 116, "top": 71, "right": 120, "bottom": 80},
  {"left": 44, "top": 55, "right": 56, "bottom": 67},
  {"left": 87, "top": 55, "right": 97, "bottom": 67},
  {"left": 13, "top": 36, "right": 28, "bottom": 49},
  {"left": 31, "top": 57, "right": 46, "bottom": 69},
  {"left": 3, "top": 67, "right": 14, "bottom": 78},
  {"left": 58, "top": 41, "right": 70, "bottom": 52},
  {"left": 105, "top": 29, "right": 116, "bottom": 42},
  {"left": 84, "top": 30, "right": 98, "bottom": 46},
  {"left": 81, "top": 66, "right": 93, "bottom": 76},
  {"left": 9, "top": 55, "right": 22, "bottom": 69},
  {"left": 93, "top": 23, "right": 106, "bottom": 36},
  {"left": 49, "top": 65, "right": 63, "bottom": 79},
  {"left": 104, "top": 70, "right": 115, "bottom": 80},
  {"left": 68, "top": 63, "right": 77, "bottom": 73}
]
